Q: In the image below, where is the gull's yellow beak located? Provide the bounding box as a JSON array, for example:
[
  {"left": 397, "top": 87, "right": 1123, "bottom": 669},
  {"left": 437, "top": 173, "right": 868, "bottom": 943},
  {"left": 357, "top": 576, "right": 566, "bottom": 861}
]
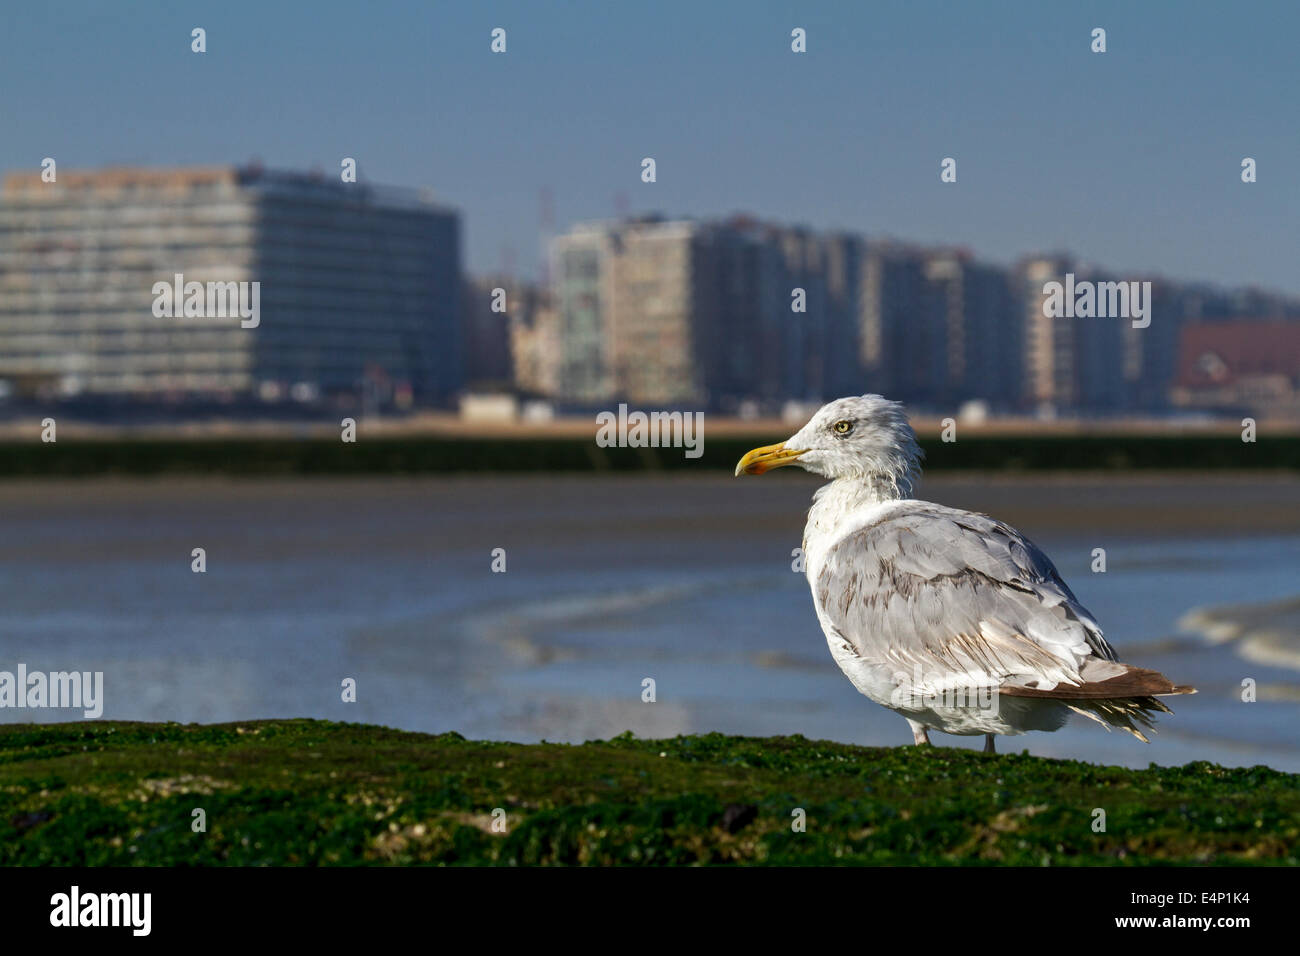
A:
[{"left": 734, "top": 442, "right": 807, "bottom": 477}]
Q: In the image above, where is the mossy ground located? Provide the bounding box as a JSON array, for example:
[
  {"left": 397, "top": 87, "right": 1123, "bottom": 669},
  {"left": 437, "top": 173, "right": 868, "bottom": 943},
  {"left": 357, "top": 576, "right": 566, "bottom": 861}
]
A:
[{"left": 1, "top": 719, "right": 1295, "bottom": 865}]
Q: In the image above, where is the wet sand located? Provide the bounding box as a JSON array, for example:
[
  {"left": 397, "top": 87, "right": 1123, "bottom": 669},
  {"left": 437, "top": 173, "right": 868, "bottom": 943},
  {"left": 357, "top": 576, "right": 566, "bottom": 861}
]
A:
[{"left": 2, "top": 471, "right": 1298, "bottom": 563}]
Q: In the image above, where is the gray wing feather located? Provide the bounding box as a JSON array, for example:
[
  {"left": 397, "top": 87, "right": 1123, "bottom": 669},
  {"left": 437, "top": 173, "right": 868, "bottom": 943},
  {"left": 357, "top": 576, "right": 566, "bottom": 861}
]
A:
[{"left": 816, "top": 504, "right": 1117, "bottom": 691}]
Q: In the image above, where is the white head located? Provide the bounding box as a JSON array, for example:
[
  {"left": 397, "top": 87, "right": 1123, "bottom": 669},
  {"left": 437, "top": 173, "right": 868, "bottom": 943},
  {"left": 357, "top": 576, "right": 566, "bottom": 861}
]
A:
[{"left": 734, "top": 394, "right": 923, "bottom": 496}]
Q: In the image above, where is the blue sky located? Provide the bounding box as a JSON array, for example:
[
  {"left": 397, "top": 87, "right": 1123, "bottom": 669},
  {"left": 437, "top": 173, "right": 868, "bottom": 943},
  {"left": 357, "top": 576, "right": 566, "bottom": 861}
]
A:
[{"left": 2, "top": 0, "right": 1297, "bottom": 291}]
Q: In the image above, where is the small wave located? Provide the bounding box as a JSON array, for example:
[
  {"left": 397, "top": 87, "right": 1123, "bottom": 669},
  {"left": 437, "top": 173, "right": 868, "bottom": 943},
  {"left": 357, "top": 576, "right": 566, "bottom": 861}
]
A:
[
  {"left": 1180, "top": 595, "right": 1300, "bottom": 671},
  {"left": 453, "top": 571, "right": 786, "bottom": 662}
]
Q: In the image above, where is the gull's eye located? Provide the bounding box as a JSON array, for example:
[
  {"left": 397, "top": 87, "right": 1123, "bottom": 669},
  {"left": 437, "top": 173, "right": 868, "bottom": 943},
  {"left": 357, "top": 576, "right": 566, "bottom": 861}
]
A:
[{"left": 832, "top": 420, "right": 853, "bottom": 436}]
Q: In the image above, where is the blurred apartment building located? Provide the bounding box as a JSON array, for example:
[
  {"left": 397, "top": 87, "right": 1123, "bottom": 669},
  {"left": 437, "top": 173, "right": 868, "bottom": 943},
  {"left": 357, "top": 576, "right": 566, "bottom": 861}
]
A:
[
  {"left": 550, "top": 218, "right": 718, "bottom": 406},
  {"left": 860, "top": 242, "right": 1019, "bottom": 408},
  {"left": 0, "top": 165, "right": 462, "bottom": 408},
  {"left": 1016, "top": 255, "right": 1127, "bottom": 414},
  {"left": 461, "top": 274, "right": 560, "bottom": 397},
  {"left": 460, "top": 275, "right": 513, "bottom": 389}
]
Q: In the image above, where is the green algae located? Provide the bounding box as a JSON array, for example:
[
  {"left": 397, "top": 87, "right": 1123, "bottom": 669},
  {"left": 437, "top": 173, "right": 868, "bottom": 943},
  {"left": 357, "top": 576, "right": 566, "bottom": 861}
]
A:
[{"left": 1, "top": 719, "right": 1295, "bottom": 866}]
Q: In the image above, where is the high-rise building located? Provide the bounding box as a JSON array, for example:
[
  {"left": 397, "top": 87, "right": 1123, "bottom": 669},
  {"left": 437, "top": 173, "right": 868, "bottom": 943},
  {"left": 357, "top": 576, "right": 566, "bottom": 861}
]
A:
[
  {"left": 551, "top": 217, "right": 718, "bottom": 406},
  {"left": 921, "top": 250, "right": 1020, "bottom": 407},
  {"left": 605, "top": 219, "right": 707, "bottom": 405},
  {"left": 959, "top": 258, "right": 1021, "bottom": 407},
  {"left": 819, "top": 233, "right": 870, "bottom": 398},
  {"left": 550, "top": 224, "right": 616, "bottom": 404},
  {"left": 1017, "top": 255, "right": 1072, "bottom": 412},
  {"left": 697, "top": 219, "right": 785, "bottom": 409},
  {"left": 0, "top": 165, "right": 462, "bottom": 406},
  {"left": 770, "top": 226, "right": 829, "bottom": 401},
  {"left": 460, "top": 275, "right": 515, "bottom": 389},
  {"left": 1016, "top": 255, "right": 1129, "bottom": 413},
  {"left": 504, "top": 284, "right": 560, "bottom": 398},
  {"left": 860, "top": 241, "right": 931, "bottom": 402},
  {"left": 1123, "top": 277, "right": 1188, "bottom": 410}
]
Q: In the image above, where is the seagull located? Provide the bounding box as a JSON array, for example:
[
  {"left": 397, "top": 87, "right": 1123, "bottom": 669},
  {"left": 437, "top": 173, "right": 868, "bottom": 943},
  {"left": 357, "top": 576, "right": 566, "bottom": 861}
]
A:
[{"left": 735, "top": 394, "right": 1194, "bottom": 753}]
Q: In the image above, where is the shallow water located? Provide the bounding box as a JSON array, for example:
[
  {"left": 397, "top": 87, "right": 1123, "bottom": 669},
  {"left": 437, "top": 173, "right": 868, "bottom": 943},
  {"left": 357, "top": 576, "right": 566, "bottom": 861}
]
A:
[{"left": 1, "top": 474, "right": 1297, "bottom": 770}]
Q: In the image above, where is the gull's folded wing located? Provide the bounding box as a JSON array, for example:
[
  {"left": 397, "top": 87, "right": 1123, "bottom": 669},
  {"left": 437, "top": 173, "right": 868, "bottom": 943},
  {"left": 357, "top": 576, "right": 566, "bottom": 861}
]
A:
[{"left": 814, "top": 503, "right": 1119, "bottom": 692}]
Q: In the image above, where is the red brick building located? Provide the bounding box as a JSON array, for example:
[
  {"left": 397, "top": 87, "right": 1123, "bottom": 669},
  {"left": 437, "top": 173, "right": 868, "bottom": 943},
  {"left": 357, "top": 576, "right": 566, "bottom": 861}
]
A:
[{"left": 1171, "top": 320, "right": 1300, "bottom": 419}]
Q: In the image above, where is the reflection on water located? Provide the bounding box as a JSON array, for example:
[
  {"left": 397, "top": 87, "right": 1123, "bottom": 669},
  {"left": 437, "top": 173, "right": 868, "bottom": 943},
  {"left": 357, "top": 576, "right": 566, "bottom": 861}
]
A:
[{"left": 1, "top": 474, "right": 1298, "bottom": 770}]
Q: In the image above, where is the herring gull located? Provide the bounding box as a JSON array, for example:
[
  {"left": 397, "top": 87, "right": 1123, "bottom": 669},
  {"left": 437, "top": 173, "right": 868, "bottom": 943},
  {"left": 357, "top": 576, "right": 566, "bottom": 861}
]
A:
[{"left": 735, "top": 394, "right": 1195, "bottom": 752}]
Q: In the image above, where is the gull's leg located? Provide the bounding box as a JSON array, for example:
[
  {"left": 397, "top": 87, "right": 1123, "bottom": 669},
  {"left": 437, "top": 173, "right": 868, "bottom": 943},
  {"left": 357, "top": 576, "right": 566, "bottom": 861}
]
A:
[
  {"left": 906, "top": 719, "right": 931, "bottom": 746},
  {"left": 983, "top": 733, "right": 996, "bottom": 754}
]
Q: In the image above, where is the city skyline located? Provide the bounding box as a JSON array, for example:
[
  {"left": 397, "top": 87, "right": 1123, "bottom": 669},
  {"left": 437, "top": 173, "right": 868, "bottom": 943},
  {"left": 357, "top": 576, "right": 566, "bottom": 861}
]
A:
[
  {"left": 534, "top": 211, "right": 1300, "bottom": 419},
  {"left": 2, "top": 1, "right": 1297, "bottom": 293},
  {"left": 5, "top": 161, "right": 1298, "bottom": 419},
  {"left": 11, "top": 161, "right": 1295, "bottom": 302}
]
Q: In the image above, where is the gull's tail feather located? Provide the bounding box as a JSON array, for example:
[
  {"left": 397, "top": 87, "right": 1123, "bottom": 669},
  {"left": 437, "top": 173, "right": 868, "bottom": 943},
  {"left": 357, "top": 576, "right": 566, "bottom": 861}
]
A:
[
  {"left": 1000, "top": 664, "right": 1196, "bottom": 743},
  {"left": 1062, "top": 696, "right": 1172, "bottom": 743}
]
